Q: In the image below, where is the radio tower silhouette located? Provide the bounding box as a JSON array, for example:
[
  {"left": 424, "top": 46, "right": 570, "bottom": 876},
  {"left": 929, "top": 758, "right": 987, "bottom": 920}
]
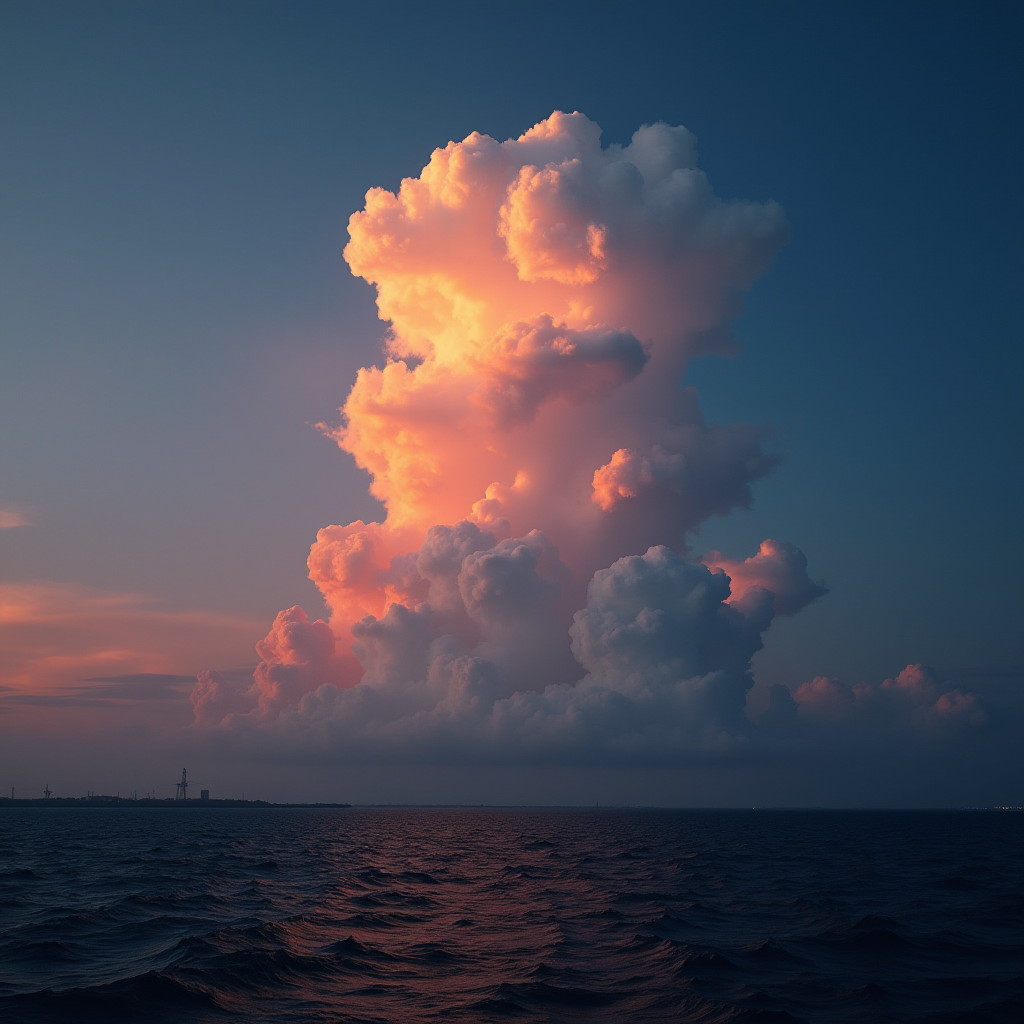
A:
[
  {"left": 43, "top": 783, "right": 51, "bottom": 798},
  {"left": 175, "top": 768, "right": 188, "bottom": 800}
]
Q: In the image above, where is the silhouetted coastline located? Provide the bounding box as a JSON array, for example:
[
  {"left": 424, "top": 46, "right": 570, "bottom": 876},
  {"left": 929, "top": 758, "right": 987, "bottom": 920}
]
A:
[{"left": 0, "top": 796, "right": 349, "bottom": 808}]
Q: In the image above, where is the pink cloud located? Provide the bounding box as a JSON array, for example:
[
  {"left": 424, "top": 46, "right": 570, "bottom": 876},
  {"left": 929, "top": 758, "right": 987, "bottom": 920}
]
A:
[
  {"left": 0, "top": 505, "right": 32, "bottom": 529},
  {"left": 703, "top": 539, "right": 828, "bottom": 619},
  {"left": 1, "top": 580, "right": 261, "bottom": 699},
  {"left": 791, "top": 664, "right": 987, "bottom": 733},
  {"left": 186, "top": 111, "right": 977, "bottom": 765}
]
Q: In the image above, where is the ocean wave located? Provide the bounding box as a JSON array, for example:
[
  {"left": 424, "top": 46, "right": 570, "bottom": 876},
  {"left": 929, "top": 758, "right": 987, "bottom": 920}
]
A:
[{"left": 0, "top": 808, "right": 1020, "bottom": 1023}]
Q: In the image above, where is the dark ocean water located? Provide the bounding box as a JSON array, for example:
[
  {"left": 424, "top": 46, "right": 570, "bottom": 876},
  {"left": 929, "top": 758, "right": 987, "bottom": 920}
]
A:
[{"left": 0, "top": 809, "right": 1020, "bottom": 1023}]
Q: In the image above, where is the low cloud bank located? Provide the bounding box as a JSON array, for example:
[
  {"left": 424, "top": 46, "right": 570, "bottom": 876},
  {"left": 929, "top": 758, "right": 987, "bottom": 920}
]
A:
[{"left": 192, "top": 529, "right": 981, "bottom": 764}]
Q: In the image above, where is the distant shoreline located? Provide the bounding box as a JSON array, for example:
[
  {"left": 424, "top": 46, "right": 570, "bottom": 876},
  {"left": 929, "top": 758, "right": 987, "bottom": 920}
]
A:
[
  {"left": 0, "top": 799, "right": 1019, "bottom": 811},
  {"left": 0, "top": 797, "right": 351, "bottom": 808}
]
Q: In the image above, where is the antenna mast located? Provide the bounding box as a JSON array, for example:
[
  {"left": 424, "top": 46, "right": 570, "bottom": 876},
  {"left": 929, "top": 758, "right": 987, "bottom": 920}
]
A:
[{"left": 175, "top": 768, "right": 188, "bottom": 800}]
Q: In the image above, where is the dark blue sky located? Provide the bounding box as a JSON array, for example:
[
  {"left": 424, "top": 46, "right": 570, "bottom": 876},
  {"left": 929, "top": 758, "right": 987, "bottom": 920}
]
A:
[{"left": 0, "top": 1, "right": 1021, "bottom": 802}]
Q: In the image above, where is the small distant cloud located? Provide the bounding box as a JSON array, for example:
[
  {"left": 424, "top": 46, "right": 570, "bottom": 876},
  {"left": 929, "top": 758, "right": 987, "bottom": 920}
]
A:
[
  {"left": 0, "top": 506, "right": 32, "bottom": 529},
  {"left": 4, "top": 694, "right": 107, "bottom": 708},
  {"left": 3, "top": 673, "right": 202, "bottom": 707},
  {"left": 78, "top": 673, "right": 200, "bottom": 700}
]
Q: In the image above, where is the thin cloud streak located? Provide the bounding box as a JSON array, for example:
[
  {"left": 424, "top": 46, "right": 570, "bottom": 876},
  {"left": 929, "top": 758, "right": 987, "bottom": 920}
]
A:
[
  {"left": 0, "top": 505, "right": 32, "bottom": 529},
  {"left": 0, "top": 580, "right": 263, "bottom": 699}
]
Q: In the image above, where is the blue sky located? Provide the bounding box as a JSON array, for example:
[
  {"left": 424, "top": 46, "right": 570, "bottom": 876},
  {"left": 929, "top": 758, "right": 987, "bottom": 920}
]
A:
[{"left": 1, "top": 1, "right": 1021, "bottom": 803}]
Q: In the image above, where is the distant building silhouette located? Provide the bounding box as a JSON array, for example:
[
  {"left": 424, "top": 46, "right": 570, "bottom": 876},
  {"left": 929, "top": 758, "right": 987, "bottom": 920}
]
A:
[{"left": 200, "top": 789, "right": 209, "bottom": 801}]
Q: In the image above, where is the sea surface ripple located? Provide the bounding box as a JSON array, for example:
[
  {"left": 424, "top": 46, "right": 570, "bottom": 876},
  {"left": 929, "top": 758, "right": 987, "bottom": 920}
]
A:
[{"left": 0, "top": 808, "right": 1020, "bottom": 1023}]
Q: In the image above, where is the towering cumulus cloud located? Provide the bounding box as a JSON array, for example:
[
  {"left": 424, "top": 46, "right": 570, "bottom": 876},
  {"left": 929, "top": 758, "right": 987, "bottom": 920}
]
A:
[{"left": 192, "top": 112, "right": 981, "bottom": 759}]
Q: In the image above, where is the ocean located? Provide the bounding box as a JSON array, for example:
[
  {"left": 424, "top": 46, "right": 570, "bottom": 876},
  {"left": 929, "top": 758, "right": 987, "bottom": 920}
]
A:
[{"left": 0, "top": 808, "right": 1020, "bottom": 1023}]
